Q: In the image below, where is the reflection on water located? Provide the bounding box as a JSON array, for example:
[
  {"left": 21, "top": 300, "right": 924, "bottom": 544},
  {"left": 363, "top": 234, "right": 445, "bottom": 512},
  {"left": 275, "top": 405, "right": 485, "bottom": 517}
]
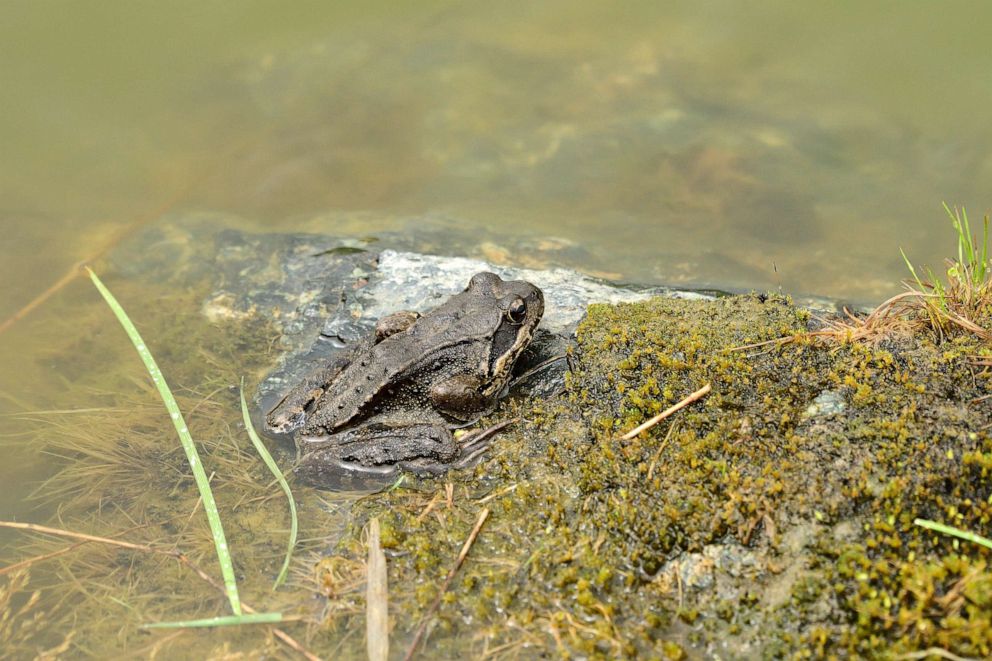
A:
[
  {"left": 1, "top": 1, "right": 991, "bottom": 656},
  {"left": 2, "top": 1, "right": 991, "bottom": 314}
]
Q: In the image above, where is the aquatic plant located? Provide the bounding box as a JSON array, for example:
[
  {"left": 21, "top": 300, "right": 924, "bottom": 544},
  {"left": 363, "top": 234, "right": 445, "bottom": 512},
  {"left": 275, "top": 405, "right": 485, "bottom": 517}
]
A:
[
  {"left": 87, "top": 269, "right": 295, "bottom": 631},
  {"left": 87, "top": 268, "right": 244, "bottom": 615},
  {"left": 240, "top": 378, "right": 298, "bottom": 589}
]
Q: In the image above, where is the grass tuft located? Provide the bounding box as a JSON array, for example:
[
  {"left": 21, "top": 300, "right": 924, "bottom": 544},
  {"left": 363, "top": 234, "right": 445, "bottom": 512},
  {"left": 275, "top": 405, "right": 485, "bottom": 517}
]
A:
[
  {"left": 894, "top": 204, "right": 992, "bottom": 341},
  {"left": 87, "top": 268, "right": 242, "bottom": 615}
]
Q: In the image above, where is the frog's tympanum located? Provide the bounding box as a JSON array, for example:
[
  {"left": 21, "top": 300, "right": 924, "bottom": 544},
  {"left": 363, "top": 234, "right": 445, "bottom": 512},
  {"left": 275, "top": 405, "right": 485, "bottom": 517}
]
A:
[{"left": 266, "top": 272, "right": 544, "bottom": 483}]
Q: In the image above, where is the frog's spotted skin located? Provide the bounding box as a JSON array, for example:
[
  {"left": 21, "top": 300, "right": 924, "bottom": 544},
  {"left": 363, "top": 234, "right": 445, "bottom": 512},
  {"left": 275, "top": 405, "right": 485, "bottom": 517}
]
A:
[{"left": 266, "top": 272, "right": 543, "bottom": 483}]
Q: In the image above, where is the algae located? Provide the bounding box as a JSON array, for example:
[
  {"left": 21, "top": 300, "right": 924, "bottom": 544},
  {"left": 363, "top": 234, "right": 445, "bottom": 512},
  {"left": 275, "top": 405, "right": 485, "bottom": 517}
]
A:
[
  {"left": 326, "top": 294, "right": 992, "bottom": 658},
  {"left": 0, "top": 278, "right": 347, "bottom": 658}
]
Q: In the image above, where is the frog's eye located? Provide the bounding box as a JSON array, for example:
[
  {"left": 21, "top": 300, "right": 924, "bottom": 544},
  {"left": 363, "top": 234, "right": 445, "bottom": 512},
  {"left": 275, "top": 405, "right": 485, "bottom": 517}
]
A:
[{"left": 507, "top": 297, "right": 527, "bottom": 324}]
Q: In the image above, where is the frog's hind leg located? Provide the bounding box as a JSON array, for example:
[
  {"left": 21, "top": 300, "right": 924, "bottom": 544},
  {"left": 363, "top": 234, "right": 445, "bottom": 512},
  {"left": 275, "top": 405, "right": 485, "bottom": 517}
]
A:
[
  {"left": 266, "top": 355, "right": 353, "bottom": 433},
  {"left": 397, "top": 419, "right": 514, "bottom": 474}
]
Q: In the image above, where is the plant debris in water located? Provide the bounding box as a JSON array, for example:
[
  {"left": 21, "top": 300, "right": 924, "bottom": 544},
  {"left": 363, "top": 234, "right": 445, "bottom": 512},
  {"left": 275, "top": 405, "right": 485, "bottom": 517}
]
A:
[{"left": 6, "top": 209, "right": 992, "bottom": 658}]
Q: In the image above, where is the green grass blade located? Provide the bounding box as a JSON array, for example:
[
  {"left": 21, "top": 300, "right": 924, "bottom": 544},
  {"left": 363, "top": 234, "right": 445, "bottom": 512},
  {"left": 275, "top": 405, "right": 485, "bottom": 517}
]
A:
[
  {"left": 925, "top": 267, "right": 947, "bottom": 308},
  {"left": 900, "top": 248, "right": 927, "bottom": 292},
  {"left": 141, "top": 612, "right": 284, "bottom": 629},
  {"left": 914, "top": 518, "right": 992, "bottom": 551},
  {"left": 87, "top": 268, "right": 242, "bottom": 616},
  {"left": 240, "top": 378, "right": 297, "bottom": 590},
  {"left": 944, "top": 202, "right": 968, "bottom": 267},
  {"left": 961, "top": 206, "right": 975, "bottom": 267},
  {"left": 981, "top": 214, "right": 989, "bottom": 284}
]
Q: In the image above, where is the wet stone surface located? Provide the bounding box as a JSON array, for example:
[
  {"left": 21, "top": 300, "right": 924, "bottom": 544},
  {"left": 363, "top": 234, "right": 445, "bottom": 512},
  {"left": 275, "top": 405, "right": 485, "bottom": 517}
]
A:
[{"left": 106, "top": 212, "right": 719, "bottom": 419}]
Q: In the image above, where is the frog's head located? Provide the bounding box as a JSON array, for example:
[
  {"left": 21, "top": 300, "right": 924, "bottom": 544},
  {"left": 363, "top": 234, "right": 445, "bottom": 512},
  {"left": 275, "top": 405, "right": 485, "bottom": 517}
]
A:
[{"left": 463, "top": 271, "right": 544, "bottom": 397}]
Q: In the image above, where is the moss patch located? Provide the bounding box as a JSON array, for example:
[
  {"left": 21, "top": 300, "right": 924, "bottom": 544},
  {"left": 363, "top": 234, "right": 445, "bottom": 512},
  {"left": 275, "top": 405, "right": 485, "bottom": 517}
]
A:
[{"left": 331, "top": 294, "right": 992, "bottom": 658}]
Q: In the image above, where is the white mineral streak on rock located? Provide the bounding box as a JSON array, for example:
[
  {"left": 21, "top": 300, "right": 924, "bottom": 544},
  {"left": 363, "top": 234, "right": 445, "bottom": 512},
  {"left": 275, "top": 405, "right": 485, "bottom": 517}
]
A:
[{"left": 369, "top": 250, "right": 712, "bottom": 336}]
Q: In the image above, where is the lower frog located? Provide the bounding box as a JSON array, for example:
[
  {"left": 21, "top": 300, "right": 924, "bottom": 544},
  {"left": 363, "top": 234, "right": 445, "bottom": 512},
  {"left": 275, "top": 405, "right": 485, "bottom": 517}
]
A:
[{"left": 266, "top": 271, "right": 544, "bottom": 483}]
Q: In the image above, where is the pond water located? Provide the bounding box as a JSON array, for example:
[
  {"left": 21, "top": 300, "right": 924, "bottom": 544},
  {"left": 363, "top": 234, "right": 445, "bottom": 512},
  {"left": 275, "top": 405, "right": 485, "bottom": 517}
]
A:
[{"left": 1, "top": 1, "right": 991, "bottom": 657}]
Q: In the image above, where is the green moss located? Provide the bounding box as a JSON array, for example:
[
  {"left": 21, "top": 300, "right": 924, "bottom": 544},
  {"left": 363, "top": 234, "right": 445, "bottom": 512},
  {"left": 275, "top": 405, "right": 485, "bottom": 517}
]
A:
[{"left": 319, "top": 294, "right": 992, "bottom": 658}]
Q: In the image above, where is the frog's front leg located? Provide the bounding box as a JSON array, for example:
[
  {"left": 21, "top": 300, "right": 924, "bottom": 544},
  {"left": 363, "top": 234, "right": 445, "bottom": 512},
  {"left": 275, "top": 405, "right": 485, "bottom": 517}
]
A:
[{"left": 429, "top": 374, "right": 493, "bottom": 421}]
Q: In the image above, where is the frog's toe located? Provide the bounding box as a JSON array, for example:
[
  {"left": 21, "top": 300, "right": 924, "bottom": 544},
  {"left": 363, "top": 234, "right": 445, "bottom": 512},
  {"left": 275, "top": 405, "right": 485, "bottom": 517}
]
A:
[
  {"left": 450, "top": 441, "right": 491, "bottom": 470},
  {"left": 450, "top": 417, "right": 519, "bottom": 469}
]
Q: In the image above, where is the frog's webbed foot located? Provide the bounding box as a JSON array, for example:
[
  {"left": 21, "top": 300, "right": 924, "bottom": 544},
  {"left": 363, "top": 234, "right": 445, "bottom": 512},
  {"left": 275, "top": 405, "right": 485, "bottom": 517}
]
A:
[{"left": 450, "top": 418, "right": 519, "bottom": 469}]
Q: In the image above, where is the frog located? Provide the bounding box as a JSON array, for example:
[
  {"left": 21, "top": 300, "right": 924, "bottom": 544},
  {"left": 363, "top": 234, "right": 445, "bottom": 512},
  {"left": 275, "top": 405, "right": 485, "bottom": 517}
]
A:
[{"left": 265, "top": 271, "right": 544, "bottom": 483}]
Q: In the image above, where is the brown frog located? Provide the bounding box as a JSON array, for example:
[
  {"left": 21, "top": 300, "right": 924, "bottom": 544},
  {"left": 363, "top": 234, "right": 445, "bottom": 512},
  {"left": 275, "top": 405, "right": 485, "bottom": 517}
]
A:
[{"left": 266, "top": 271, "right": 544, "bottom": 483}]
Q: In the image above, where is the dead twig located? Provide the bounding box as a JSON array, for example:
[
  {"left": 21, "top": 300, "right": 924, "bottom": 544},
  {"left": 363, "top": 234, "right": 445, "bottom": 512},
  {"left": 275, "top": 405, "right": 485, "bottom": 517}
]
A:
[
  {"left": 366, "top": 518, "right": 389, "bottom": 661},
  {"left": 403, "top": 507, "right": 491, "bottom": 661},
  {"left": 0, "top": 189, "right": 185, "bottom": 337},
  {"left": 620, "top": 384, "right": 711, "bottom": 440},
  {"left": 415, "top": 493, "right": 442, "bottom": 524},
  {"left": 646, "top": 422, "right": 679, "bottom": 481}
]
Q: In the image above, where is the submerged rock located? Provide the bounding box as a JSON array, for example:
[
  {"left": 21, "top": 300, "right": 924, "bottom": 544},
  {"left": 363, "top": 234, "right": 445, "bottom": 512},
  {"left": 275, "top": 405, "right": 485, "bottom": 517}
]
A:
[{"left": 195, "top": 231, "right": 715, "bottom": 413}]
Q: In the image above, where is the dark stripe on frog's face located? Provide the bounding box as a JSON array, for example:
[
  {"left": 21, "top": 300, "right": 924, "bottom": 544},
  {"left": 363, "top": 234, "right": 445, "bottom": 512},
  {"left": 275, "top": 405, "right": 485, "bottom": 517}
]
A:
[{"left": 483, "top": 280, "right": 544, "bottom": 397}]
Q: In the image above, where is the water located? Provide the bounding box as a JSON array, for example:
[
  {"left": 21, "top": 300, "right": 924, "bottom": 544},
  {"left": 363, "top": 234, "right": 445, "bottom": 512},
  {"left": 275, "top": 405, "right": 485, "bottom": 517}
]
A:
[{"left": 1, "top": 1, "right": 991, "bottom": 656}]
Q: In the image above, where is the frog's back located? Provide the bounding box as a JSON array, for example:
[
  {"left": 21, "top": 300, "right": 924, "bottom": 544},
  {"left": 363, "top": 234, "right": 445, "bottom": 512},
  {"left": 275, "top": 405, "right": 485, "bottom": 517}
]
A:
[{"left": 303, "top": 327, "right": 487, "bottom": 432}]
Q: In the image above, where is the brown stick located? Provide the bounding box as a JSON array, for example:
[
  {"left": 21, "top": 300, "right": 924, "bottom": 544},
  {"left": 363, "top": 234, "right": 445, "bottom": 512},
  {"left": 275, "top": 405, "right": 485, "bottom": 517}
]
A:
[
  {"left": 0, "top": 520, "right": 167, "bottom": 552},
  {"left": 0, "top": 541, "right": 90, "bottom": 576},
  {"left": 620, "top": 383, "right": 712, "bottom": 440},
  {"left": 403, "top": 507, "right": 491, "bottom": 661},
  {"left": 366, "top": 518, "right": 389, "bottom": 661},
  {"left": 0, "top": 520, "right": 321, "bottom": 661},
  {"left": 0, "top": 189, "right": 184, "bottom": 337}
]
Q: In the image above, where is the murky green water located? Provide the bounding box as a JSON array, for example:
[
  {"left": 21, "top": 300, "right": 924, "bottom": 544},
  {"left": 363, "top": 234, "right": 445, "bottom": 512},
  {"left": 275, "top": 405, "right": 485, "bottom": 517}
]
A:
[{"left": 2, "top": 1, "right": 991, "bottom": 657}]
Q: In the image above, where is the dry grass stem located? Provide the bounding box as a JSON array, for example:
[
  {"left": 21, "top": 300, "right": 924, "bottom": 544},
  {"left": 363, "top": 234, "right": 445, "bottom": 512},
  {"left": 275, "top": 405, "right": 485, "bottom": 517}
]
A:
[
  {"left": 476, "top": 484, "right": 518, "bottom": 505},
  {"left": 894, "top": 647, "right": 976, "bottom": 661},
  {"left": 0, "top": 541, "right": 89, "bottom": 576},
  {"left": 403, "top": 507, "right": 491, "bottom": 661},
  {"left": 620, "top": 383, "right": 711, "bottom": 440},
  {"left": 366, "top": 518, "right": 389, "bottom": 661}
]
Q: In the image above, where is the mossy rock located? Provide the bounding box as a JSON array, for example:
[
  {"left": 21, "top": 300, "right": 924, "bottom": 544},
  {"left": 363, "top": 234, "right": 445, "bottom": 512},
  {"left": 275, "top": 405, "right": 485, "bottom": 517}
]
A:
[{"left": 329, "top": 294, "right": 992, "bottom": 658}]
